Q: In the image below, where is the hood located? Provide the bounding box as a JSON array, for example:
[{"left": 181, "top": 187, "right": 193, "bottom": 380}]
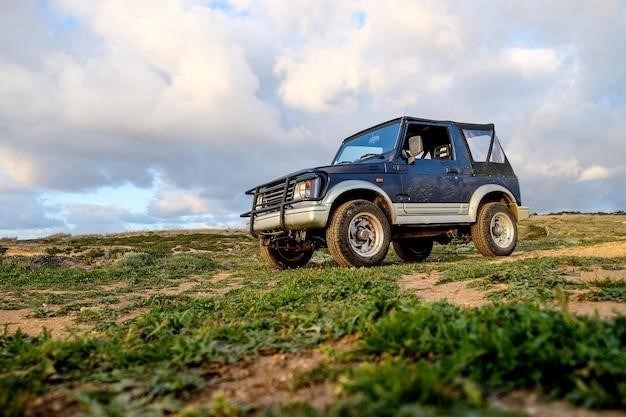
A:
[{"left": 246, "top": 161, "right": 385, "bottom": 193}]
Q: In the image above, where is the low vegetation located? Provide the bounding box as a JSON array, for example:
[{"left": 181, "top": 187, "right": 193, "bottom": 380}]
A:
[{"left": 0, "top": 215, "right": 625, "bottom": 416}]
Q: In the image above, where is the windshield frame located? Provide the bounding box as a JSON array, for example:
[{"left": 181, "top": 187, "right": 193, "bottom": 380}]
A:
[{"left": 332, "top": 119, "right": 403, "bottom": 165}]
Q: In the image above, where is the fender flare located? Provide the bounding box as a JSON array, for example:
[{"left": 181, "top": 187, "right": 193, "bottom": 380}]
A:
[
  {"left": 468, "top": 184, "right": 517, "bottom": 222},
  {"left": 322, "top": 180, "right": 397, "bottom": 223}
]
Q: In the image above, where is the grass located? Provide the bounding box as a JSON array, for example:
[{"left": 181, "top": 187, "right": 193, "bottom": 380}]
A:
[
  {"left": 0, "top": 252, "right": 217, "bottom": 290},
  {"left": 0, "top": 251, "right": 219, "bottom": 318},
  {"left": 0, "top": 215, "right": 626, "bottom": 416},
  {"left": 360, "top": 302, "right": 626, "bottom": 411},
  {"left": 0, "top": 265, "right": 409, "bottom": 416},
  {"left": 436, "top": 256, "right": 625, "bottom": 303},
  {"left": 582, "top": 279, "right": 626, "bottom": 302}
]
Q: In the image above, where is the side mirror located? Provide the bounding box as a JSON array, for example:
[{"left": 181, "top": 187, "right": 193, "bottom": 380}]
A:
[{"left": 434, "top": 145, "right": 451, "bottom": 159}]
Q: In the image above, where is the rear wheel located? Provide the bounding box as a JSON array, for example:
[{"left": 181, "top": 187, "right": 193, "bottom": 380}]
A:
[
  {"left": 393, "top": 239, "right": 433, "bottom": 262},
  {"left": 259, "top": 241, "right": 313, "bottom": 269},
  {"left": 326, "top": 200, "right": 391, "bottom": 267},
  {"left": 471, "top": 202, "right": 517, "bottom": 256}
]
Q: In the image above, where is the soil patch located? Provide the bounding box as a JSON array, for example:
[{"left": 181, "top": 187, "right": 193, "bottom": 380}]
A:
[
  {"left": 23, "top": 389, "right": 80, "bottom": 417},
  {"left": 495, "top": 390, "right": 626, "bottom": 417},
  {"left": 564, "top": 266, "right": 626, "bottom": 283},
  {"left": 193, "top": 349, "right": 336, "bottom": 412},
  {"left": 399, "top": 272, "right": 495, "bottom": 308},
  {"left": 566, "top": 299, "right": 626, "bottom": 318},
  {"left": 0, "top": 309, "right": 89, "bottom": 337},
  {"left": 400, "top": 270, "right": 626, "bottom": 318},
  {"left": 511, "top": 241, "right": 626, "bottom": 261},
  {"left": 207, "top": 272, "right": 244, "bottom": 296},
  {"left": 4, "top": 246, "right": 47, "bottom": 257},
  {"left": 0, "top": 271, "right": 241, "bottom": 336}
]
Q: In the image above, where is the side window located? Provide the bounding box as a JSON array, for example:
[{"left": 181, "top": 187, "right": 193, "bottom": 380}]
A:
[
  {"left": 403, "top": 124, "right": 454, "bottom": 161},
  {"left": 489, "top": 135, "right": 505, "bottom": 163},
  {"left": 463, "top": 129, "right": 492, "bottom": 162}
]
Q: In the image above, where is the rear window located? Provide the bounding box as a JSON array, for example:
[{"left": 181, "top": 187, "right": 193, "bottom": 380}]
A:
[
  {"left": 463, "top": 129, "right": 506, "bottom": 163},
  {"left": 489, "top": 136, "right": 505, "bottom": 163},
  {"left": 464, "top": 130, "right": 491, "bottom": 162}
]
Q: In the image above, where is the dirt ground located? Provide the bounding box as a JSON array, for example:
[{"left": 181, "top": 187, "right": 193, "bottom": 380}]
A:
[
  {"left": 0, "top": 271, "right": 243, "bottom": 337},
  {"left": 508, "top": 240, "right": 626, "bottom": 260},
  {"left": 0, "top": 309, "right": 90, "bottom": 337},
  {"left": 199, "top": 350, "right": 335, "bottom": 411},
  {"left": 400, "top": 272, "right": 497, "bottom": 308},
  {"left": 4, "top": 241, "right": 626, "bottom": 336},
  {"left": 401, "top": 241, "right": 626, "bottom": 318},
  {"left": 3, "top": 223, "right": 626, "bottom": 416},
  {"left": 495, "top": 391, "right": 626, "bottom": 417}
]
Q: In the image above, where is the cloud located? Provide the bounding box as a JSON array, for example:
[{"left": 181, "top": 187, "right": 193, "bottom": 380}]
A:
[
  {"left": 1, "top": 0, "right": 626, "bottom": 236},
  {"left": 273, "top": 1, "right": 462, "bottom": 112},
  {"left": 579, "top": 165, "right": 612, "bottom": 182},
  {"left": 0, "top": 0, "right": 310, "bottom": 190},
  {"left": 502, "top": 47, "right": 561, "bottom": 80},
  {"left": 148, "top": 184, "right": 210, "bottom": 217},
  {"left": 0, "top": 187, "right": 64, "bottom": 231}
]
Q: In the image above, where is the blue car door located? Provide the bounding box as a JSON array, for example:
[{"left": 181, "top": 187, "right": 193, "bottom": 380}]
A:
[{"left": 396, "top": 123, "right": 468, "bottom": 223}]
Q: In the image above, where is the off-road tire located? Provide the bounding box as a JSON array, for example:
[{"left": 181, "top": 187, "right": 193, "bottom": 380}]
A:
[
  {"left": 259, "top": 241, "right": 313, "bottom": 269},
  {"left": 471, "top": 202, "right": 518, "bottom": 257},
  {"left": 326, "top": 199, "right": 391, "bottom": 267},
  {"left": 393, "top": 239, "right": 433, "bottom": 262}
]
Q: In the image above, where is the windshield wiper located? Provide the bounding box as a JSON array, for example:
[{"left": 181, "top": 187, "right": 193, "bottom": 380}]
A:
[
  {"left": 359, "top": 153, "right": 384, "bottom": 161},
  {"left": 336, "top": 160, "right": 353, "bottom": 165}
]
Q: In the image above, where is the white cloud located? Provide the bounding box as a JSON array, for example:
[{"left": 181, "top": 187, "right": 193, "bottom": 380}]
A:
[
  {"left": 579, "top": 165, "right": 612, "bottom": 182},
  {"left": 0, "top": 146, "right": 41, "bottom": 187},
  {"left": 149, "top": 186, "right": 210, "bottom": 217},
  {"left": 1, "top": 0, "right": 626, "bottom": 236},
  {"left": 535, "top": 159, "right": 582, "bottom": 179},
  {"left": 272, "top": 0, "right": 462, "bottom": 112},
  {"left": 503, "top": 47, "right": 561, "bottom": 80}
]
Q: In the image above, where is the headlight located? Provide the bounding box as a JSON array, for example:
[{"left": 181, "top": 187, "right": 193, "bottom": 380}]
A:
[{"left": 294, "top": 177, "right": 322, "bottom": 200}]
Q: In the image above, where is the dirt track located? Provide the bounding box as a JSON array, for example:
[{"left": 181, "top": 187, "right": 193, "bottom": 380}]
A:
[
  {"left": 401, "top": 241, "right": 626, "bottom": 317},
  {"left": 507, "top": 240, "right": 626, "bottom": 260}
]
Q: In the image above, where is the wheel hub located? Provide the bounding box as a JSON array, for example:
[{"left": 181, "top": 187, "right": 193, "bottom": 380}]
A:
[
  {"left": 490, "top": 212, "right": 514, "bottom": 248},
  {"left": 356, "top": 228, "right": 372, "bottom": 240},
  {"left": 348, "top": 213, "right": 384, "bottom": 257}
]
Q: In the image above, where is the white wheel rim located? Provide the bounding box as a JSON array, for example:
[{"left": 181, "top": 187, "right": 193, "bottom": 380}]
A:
[
  {"left": 348, "top": 212, "right": 384, "bottom": 257},
  {"left": 490, "top": 212, "right": 514, "bottom": 248}
]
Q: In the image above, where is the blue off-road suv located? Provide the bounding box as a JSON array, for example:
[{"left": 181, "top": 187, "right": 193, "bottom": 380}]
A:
[{"left": 242, "top": 117, "right": 529, "bottom": 269}]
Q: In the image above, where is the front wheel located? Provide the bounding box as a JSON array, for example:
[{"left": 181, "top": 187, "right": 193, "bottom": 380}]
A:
[
  {"left": 259, "top": 241, "right": 313, "bottom": 269},
  {"left": 326, "top": 200, "right": 391, "bottom": 267},
  {"left": 393, "top": 239, "right": 433, "bottom": 262},
  {"left": 471, "top": 202, "right": 518, "bottom": 256}
]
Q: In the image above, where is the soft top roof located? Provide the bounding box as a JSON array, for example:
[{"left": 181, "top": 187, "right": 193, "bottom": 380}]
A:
[{"left": 343, "top": 116, "right": 494, "bottom": 142}]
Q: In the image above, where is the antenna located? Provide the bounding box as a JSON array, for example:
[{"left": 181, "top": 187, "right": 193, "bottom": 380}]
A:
[{"left": 402, "top": 105, "right": 408, "bottom": 117}]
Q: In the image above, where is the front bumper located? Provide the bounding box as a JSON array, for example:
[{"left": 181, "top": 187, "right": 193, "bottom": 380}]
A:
[
  {"left": 516, "top": 206, "right": 530, "bottom": 221},
  {"left": 248, "top": 201, "right": 330, "bottom": 233}
]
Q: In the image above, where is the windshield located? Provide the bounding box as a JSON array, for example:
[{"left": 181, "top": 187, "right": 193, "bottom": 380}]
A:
[{"left": 333, "top": 122, "right": 401, "bottom": 165}]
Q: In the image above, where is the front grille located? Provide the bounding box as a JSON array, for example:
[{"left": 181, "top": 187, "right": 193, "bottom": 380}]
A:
[{"left": 255, "top": 178, "right": 296, "bottom": 211}]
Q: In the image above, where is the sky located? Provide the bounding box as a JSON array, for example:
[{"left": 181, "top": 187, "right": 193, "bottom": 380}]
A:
[{"left": 1, "top": 0, "right": 625, "bottom": 238}]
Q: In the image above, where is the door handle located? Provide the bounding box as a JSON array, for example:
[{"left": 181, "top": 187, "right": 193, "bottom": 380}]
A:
[{"left": 446, "top": 168, "right": 460, "bottom": 175}]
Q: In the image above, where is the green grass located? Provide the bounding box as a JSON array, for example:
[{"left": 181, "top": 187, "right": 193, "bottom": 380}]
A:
[
  {"left": 0, "top": 265, "right": 410, "bottom": 416},
  {"left": 2, "top": 265, "right": 626, "bottom": 416},
  {"left": 436, "top": 256, "right": 625, "bottom": 303},
  {"left": 582, "top": 279, "right": 626, "bottom": 302},
  {"left": 0, "top": 251, "right": 217, "bottom": 312},
  {"left": 360, "top": 302, "right": 626, "bottom": 411},
  {"left": 1, "top": 218, "right": 626, "bottom": 416}
]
